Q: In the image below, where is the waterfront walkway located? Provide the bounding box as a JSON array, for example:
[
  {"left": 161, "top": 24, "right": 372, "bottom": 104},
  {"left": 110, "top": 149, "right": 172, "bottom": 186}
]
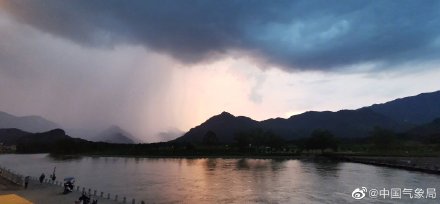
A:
[
  {"left": 0, "top": 166, "right": 145, "bottom": 204},
  {"left": 5, "top": 179, "right": 126, "bottom": 204},
  {"left": 0, "top": 176, "right": 122, "bottom": 204}
]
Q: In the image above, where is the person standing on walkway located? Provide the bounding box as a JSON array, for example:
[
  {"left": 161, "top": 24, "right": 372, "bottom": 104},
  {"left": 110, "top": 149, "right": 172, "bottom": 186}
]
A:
[
  {"left": 50, "top": 167, "right": 56, "bottom": 182},
  {"left": 39, "top": 173, "right": 45, "bottom": 184},
  {"left": 24, "top": 176, "right": 29, "bottom": 189},
  {"left": 78, "top": 192, "right": 90, "bottom": 204}
]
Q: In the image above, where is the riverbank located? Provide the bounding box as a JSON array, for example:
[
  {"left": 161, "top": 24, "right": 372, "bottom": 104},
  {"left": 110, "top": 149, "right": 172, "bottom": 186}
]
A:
[{"left": 328, "top": 154, "right": 440, "bottom": 175}]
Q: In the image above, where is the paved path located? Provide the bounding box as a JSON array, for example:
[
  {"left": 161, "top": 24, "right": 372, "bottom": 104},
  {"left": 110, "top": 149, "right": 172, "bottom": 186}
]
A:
[{"left": 0, "top": 177, "right": 122, "bottom": 204}]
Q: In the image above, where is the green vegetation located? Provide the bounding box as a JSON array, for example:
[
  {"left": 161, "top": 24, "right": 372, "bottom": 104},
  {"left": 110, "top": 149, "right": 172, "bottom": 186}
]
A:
[
  {"left": 234, "top": 128, "right": 284, "bottom": 150},
  {"left": 329, "top": 127, "right": 440, "bottom": 157},
  {"left": 202, "top": 131, "right": 219, "bottom": 146},
  {"left": 7, "top": 122, "right": 440, "bottom": 158},
  {"left": 304, "top": 129, "right": 338, "bottom": 152}
]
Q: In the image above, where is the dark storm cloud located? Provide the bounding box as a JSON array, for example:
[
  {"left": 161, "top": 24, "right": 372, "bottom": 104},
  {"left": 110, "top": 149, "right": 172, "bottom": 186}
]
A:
[{"left": 2, "top": 0, "right": 440, "bottom": 70}]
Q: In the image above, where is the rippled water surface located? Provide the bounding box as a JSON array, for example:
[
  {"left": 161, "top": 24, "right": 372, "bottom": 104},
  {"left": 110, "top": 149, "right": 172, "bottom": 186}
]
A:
[{"left": 1, "top": 154, "right": 439, "bottom": 203}]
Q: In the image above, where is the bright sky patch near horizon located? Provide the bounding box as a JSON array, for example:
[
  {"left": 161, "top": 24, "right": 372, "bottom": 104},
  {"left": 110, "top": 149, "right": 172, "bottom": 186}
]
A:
[{"left": 0, "top": 0, "right": 440, "bottom": 142}]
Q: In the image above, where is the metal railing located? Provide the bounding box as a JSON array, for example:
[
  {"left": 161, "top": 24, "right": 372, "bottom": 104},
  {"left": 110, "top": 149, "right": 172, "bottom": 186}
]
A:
[
  {"left": 0, "top": 165, "right": 146, "bottom": 204},
  {"left": 0, "top": 165, "right": 23, "bottom": 185}
]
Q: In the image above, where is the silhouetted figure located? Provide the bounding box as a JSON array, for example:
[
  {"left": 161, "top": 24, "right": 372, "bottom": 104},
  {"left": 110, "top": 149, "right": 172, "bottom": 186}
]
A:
[
  {"left": 50, "top": 174, "right": 56, "bottom": 181},
  {"left": 50, "top": 167, "right": 56, "bottom": 181},
  {"left": 63, "top": 180, "right": 74, "bottom": 194},
  {"left": 91, "top": 199, "right": 98, "bottom": 204},
  {"left": 78, "top": 192, "right": 90, "bottom": 204},
  {"left": 24, "top": 176, "right": 29, "bottom": 189},
  {"left": 39, "top": 173, "right": 45, "bottom": 184}
]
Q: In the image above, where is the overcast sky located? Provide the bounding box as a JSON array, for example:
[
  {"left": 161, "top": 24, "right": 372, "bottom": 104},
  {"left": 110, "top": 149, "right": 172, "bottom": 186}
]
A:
[{"left": 1, "top": 0, "right": 440, "bottom": 142}]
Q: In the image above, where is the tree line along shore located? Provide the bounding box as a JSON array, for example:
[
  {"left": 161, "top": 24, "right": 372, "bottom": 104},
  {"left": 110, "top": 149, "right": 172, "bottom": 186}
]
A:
[{"left": 0, "top": 125, "right": 438, "bottom": 158}]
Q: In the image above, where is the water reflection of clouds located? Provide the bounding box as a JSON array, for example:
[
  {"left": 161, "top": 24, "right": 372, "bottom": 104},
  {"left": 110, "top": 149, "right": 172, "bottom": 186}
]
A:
[
  {"left": 185, "top": 158, "right": 198, "bottom": 166},
  {"left": 234, "top": 159, "right": 288, "bottom": 172},
  {"left": 4, "top": 155, "right": 439, "bottom": 203},
  {"left": 204, "top": 158, "right": 217, "bottom": 171},
  {"left": 192, "top": 159, "right": 295, "bottom": 202}
]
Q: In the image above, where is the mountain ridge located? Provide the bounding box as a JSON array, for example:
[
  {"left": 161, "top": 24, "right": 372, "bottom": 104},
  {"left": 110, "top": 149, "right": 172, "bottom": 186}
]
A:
[
  {"left": 173, "top": 90, "right": 440, "bottom": 143},
  {"left": 67, "top": 125, "right": 141, "bottom": 144},
  {"left": 0, "top": 111, "right": 60, "bottom": 133},
  {"left": 369, "top": 90, "right": 440, "bottom": 125},
  {"left": 92, "top": 125, "right": 139, "bottom": 144}
]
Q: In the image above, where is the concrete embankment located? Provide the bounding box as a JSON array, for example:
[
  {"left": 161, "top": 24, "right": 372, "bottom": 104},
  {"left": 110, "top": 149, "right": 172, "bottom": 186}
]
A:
[
  {"left": 331, "top": 155, "right": 440, "bottom": 174},
  {"left": 0, "top": 166, "right": 145, "bottom": 204}
]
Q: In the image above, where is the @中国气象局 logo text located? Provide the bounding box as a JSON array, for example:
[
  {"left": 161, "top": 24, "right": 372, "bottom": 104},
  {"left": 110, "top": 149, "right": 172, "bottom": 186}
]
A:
[
  {"left": 352, "top": 187, "right": 437, "bottom": 200},
  {"left": 352, "top": 187, "right": 367, "bottom": 199}
]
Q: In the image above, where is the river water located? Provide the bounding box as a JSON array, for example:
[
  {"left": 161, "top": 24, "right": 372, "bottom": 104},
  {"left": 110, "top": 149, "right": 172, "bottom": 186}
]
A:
[{"left": 0, "top": 154, "right": 439, "bottom": 203}]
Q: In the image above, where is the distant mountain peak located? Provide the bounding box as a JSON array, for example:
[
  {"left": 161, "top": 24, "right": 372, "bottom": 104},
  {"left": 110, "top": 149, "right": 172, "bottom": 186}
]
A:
[
  {"left": 173, "top": 90, "right": 440, "bottom": 143},
  {"left": 0, "top": 111, "right": 14, "bottom": 117},
  {"left": 107, "top": 125, "right": 124, "bottom": 132},
  {"left": 369, "top": 90, "right": 440, "bottom": 124},
  {"left": 203, "top": 111, "right": 236, "bottom": 123},
  {"left": 46, "top": 129, "right": 66, "bottom": 135},
  {"left": 172, "top": 111, "right": 260, "bottom": 144},
  {"left": 92, "top": 125, "right": 139, "bottom": 144},
  {"left": 0, "top": 111, "right": 60, "bottom": 133},
  {"left": 219, "top": 111, "right": 234, "bottom": 117}
]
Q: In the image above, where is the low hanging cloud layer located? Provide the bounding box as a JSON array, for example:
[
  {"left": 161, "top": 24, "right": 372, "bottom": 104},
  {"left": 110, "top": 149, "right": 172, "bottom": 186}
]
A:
[{"left": 2, "top": 0, "right": 440, "bottom": 71}]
